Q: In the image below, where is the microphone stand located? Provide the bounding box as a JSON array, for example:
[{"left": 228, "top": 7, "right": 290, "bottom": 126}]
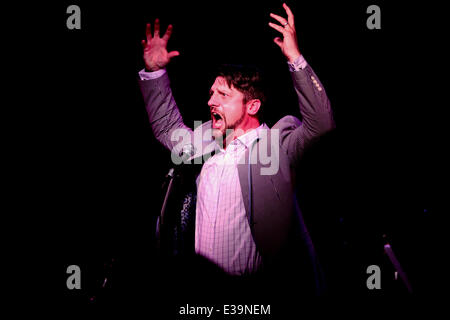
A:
[
  {"left": 155, "top": 144, "right": 197, "bottom": 254},
  {"left": 156, "top": 167, "right": 176, "bottom": 253},
  {"left": 382, "top": 234, "right": 413, "bottom": 293}
]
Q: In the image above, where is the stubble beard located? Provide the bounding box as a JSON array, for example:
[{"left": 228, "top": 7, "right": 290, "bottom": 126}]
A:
[{"left": 212, "top": 106, "right": 246, "bottom": 144}]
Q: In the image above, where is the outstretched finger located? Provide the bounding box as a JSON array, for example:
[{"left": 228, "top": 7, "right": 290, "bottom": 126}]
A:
[
  {"left": 168, "top": 51, "right": 180, "bottom": 59},
  {"left": 270, "top": 13, "right": 288, "bottom": 27},
  {"left": 145, "top": 23, "right": 152, "bottom": 42},
  {"left": 141, "top": 39, "right": 147, "bottom": 48},
  {"left": 154, "top": 18, "right": 160, "bottom": 37},
  {"left": 162, "top": 24, "right": 173, "bottom": 41},
  {"left": 268, "top": 22, "right": 286, "bottom": 34},
  {"left": 283, "top": 3, "right": 295, "bottom": 26}
]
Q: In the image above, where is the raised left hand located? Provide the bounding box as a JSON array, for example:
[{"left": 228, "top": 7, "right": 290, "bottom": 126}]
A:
[{"left": 268, "top": 3, "right": 301, "bottom": 63}]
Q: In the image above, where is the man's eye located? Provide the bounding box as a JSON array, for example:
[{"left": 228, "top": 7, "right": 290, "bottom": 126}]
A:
[{"left": 220, "top": 92, "right": 228, "bottom": 96}]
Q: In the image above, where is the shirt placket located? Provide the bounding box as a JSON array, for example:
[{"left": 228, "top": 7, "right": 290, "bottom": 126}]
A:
[
  {"left": 212, "top": 146, "right": 238, "bottom": 257},
  {"left": 210, "top": 152, "right": 225, "bottom": 254}
]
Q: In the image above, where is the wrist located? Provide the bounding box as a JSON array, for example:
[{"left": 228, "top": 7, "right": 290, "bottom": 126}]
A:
[
  {"left": 287, "top": 55, "right": 307, "bottom": 72},
  {"left": 145, "top": 65, "right": 161, "bottom": 72},
  {"left": 287, "top": 52, "right": 301, "bottom": 64},
  {"left": 144, "top": 60, "right": 163, "bottom": 72}
]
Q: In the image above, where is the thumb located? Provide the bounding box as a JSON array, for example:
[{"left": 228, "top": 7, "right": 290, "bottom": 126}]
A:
[
  {"left": 168, "top": 51, "right": 180, "bottom": 59},
  {"left": 273, "top": 37, "right": 283, "bottom": 48}
]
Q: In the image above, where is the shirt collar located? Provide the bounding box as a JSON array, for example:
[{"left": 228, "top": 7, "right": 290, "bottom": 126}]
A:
[
  {"left": 235, "top": 124, "right": 266, "bottom": 147},
  {"left": 216, "top": 123, "right": 267, "bottom": 152}
]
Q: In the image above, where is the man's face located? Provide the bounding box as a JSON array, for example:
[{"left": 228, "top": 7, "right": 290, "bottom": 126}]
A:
[{"left": 208, "top": 76, "right": 247, "bottom": 139}]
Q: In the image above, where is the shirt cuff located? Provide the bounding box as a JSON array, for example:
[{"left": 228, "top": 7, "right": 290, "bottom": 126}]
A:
[
  {"left": 287, "top": 55, "right": 308, "bottom": 72},
  {"left": 138, "top": 68, "right": 167, "bottom": 80}
]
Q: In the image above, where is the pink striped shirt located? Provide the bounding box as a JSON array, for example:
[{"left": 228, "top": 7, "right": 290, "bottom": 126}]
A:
[{"left": 195, "top": 125, "right": 265, "bottom": 275}]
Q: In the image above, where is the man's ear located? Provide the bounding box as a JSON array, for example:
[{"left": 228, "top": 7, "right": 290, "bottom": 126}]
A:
[{"left": 246, "top": 99, "right": 261, "bottom": 116}]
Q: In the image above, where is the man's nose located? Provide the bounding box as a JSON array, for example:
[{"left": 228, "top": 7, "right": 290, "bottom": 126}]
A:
[{"left": 208, "top": 94, "right": 216, "bottom": 107}]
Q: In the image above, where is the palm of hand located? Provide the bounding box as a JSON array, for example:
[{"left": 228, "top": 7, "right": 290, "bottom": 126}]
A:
[
  {"left": 142, "top": 20, "right": 179, "bottom": 71},
  {"left": 144, "top": 39, "right": 170, "bottom": 71}
]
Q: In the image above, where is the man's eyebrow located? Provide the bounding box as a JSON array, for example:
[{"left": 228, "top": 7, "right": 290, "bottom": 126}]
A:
[
  {"left": 209, "top": 88, "right": 232, "bottom": 95},
  {"left": 218, "top": 89, "right": 230, "bottom": 94}
]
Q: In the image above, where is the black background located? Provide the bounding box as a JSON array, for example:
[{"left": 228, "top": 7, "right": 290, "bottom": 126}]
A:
[{"left": 10, "top": 0, "right": 446, "bottom": 315}]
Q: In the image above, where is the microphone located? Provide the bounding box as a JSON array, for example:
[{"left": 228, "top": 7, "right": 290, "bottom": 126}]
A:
[
  {"left": 177, "top": 144, "right": 196, "bottom": 165},
  {"left": 162, "top": 144, "right": 196, "bottom": 190}
]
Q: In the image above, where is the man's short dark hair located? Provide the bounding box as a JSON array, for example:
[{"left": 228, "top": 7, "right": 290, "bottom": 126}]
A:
[{"left": 215, "top": 64, "right": 267, "bottom": 120}]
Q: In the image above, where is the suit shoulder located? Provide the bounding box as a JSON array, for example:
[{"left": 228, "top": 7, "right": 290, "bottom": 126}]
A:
[{"left": 271, "top": 115, "right": 301, "bottom": 131}]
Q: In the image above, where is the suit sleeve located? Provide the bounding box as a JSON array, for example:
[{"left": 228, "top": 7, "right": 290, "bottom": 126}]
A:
[
  {"left": 138, "top": 72, "right": 193, "bottom": 153},
  {"left": 279, "top": 64, "right": 335, "bottom": 164}
]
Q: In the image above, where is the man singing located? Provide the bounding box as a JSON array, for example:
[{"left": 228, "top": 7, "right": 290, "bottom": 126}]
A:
[{"left": 138, "top": 3, "right": 335, "bottom": 294}]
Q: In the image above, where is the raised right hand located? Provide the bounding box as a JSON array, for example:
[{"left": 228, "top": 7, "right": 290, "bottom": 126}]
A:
[{"left": 141, "top": 19, "right": 180, "bottom": 71}]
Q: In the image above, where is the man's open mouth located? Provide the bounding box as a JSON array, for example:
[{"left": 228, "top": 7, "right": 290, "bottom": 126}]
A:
[{"left": 211, "top": 112, "right": 224, "bottom": 129}]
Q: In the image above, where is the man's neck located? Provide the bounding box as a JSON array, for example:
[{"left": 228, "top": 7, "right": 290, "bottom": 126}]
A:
[{"left": 223, "top": 121, "right": 260, "bottom": 149}]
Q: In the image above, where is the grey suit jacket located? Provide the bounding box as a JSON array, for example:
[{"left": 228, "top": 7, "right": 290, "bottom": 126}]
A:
[{"left": 139, "top": 64, "right": 335, "bottom": 265}]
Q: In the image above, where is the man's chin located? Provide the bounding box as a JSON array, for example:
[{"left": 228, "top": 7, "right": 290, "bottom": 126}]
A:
[{"left": 212, "top": 128, "right": 225, "bottom": 139}]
